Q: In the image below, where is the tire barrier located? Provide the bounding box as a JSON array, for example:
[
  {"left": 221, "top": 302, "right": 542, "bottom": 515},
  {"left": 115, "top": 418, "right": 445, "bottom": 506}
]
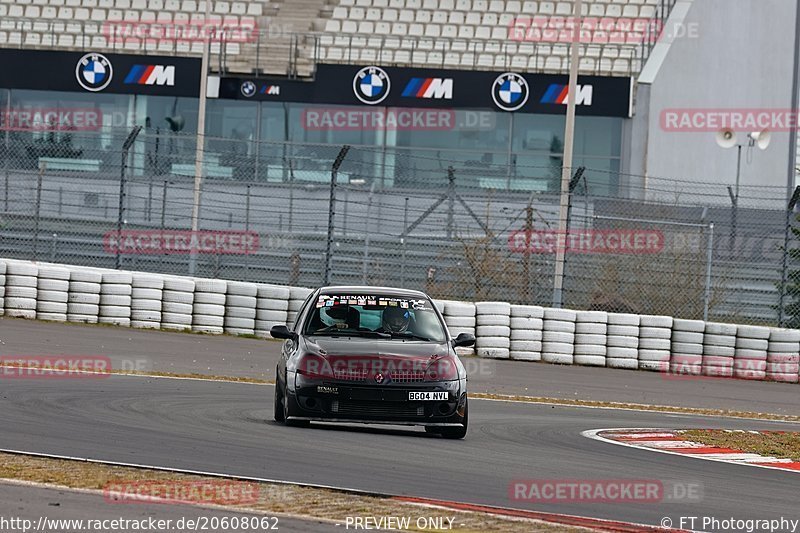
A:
[
  {"left": 509, "top": 305, "right": 544, "bottom": 362},
  {"left": 0, "top": 257, "right": 798, "bottom": 384},
  {"left": 475, "top": 301, "right": 511, "bottom": 359}
]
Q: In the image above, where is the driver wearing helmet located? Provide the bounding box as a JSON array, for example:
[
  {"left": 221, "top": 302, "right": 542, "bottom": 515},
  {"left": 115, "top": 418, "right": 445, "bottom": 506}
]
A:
[{"left": 380, "top": 306, "right": 411, "bottom": 334}]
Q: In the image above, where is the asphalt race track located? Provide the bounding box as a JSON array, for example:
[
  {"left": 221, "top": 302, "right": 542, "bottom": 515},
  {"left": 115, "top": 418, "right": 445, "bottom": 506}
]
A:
[{"left": 0, "top": 373, "right": 798, "bottom": 531}]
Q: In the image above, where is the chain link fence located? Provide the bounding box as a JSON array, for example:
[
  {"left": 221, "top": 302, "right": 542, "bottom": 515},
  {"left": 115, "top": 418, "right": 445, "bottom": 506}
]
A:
[{"left": 0, "top": 126, "right": 796, "bottom": 326}]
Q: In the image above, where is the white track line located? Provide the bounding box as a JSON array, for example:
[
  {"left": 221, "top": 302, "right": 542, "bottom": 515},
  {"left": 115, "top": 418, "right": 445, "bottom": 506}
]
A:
[{"left": 582, "top": 428, "right": 800, "bottom": 474}]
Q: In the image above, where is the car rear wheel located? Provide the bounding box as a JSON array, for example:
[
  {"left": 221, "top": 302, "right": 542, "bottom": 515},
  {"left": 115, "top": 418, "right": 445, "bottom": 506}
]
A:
[{"left": 439, "top": 399, "right": 468, "bottom": 439}]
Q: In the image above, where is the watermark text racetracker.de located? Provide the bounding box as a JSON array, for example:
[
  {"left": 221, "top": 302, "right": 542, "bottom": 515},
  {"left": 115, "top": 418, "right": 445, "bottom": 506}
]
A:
[
  {"left": 103, "top": 230, "right": 260, "bottom": 255},
  {"left": 0, "top": 356, "right": 111, "bottom": 378},
  {"left": 104, "top": 480, "right": 261, "bottom": 506},
  {"left": 508, "top": 229, "right": 664, "bottom": 255},
  {"left": 510, "top": 479, "right": 703, "bottom": 503},
  {"left": 661, "top": 108, "right": 800, "bottom": 132},
  {"left": 662, "top": 516, "right": 799, "bottom": 532}
]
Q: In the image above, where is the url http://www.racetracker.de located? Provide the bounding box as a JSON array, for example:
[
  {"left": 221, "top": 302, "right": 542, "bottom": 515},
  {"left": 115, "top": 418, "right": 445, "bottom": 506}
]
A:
[
  {"left": 662, "top": 516, "right": 799, "bottom": 532},
  {"left": 0, "top": 515, "right": 281, "bottom": 532}
]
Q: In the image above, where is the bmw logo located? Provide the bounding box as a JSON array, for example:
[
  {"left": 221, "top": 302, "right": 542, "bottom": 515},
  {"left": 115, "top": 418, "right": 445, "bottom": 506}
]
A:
[
  {"left": 353, "top": 66, "right": 390, "bottom": 105},
  {"left": 76, "top": 53, "right": 113, "bottom": 92},
  {"left": 240, "top": 80, "right": 256, "bottom": 98},
  {"left": 491, "top": 72, "right": 529, "bottom": 112},
  {"left": 374, "top": 373, "right": 385, "bottom": 384}
]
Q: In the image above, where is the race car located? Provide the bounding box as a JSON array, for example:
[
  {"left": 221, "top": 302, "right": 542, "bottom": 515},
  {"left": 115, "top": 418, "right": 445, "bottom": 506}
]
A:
[{"left": 271, "top": 286, "right": 474, "bottom": 438}]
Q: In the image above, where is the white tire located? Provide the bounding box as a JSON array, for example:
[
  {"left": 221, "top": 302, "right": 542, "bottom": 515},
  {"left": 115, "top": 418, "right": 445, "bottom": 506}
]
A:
[
  {"left": 541, "top": 341, "right": 573, "bottom": 354},
  {"left": 575, "top": 322, "right": 606, "bottom": 335},
  {"left": 446, "top": 316, "right": 477, "bottom": 328},
  {"left": 194, "top": 279, "right": 227, "bottom": 293},
  {"left": 510, "top": 351, "right": 541, "bottom": 361},
  {"left": 476, "top": 301, "right": 511, "bottom": 315},
  {"left": 192, "top": 325, "right": 224, "bottom": 334},
  {"left": 543, "top": 308, "right": 576, "bottom": 321},
  {"left": 574, "top": 334, "right": 605, "bottom": 346},
  {"left": 475, "top": 336, "right": 510, "bottom": 349},
  {"left": 639, "top": 361, "right": 669, "bottom": 372},
  {"left": 38, "top": 279, "right": 69, "bottom": 292},
  {"left": 67, "top": 303, "right": 99, "bottom": 315},
  {"left": 769, "top": 329, "right": 800, "bottom": 343},
  {"left": 163, "top": 277, "right": 195, "bottom": 292},
  {"left": 131, "top": 310, "right": 161, "bottom": 321},
  {"left": 224, "top": 317, "right": 256, "bottom": 329},
  {"left": 68, "top": 293, "right": 100, "bottom": 305},
  {"left": 131, "top": 300, "right": 161, "bottom": 312},
  {"left": 542, "top": 331, "right": 574, "bottom": 344},
  {"left": 736, "top": 325, "right": 770, "bottom": 339},
  {"left": 574, "top": 344, "right": 606, "bottom": 356},
  {"left": 162, "top": 323, "right": 191, "bottom": 331},
  {"left": 671, "top": 353, "right": 703, "bottom": 365},
  {"left": 101, "top": 284, "right": 132, "bottom": 296},
  {"left": 132, "top": 275, "right": 163, "bottom": 289},
  {"left": 672, "top": 319, "right": 705, "bottom": 332},
  {"left": 131, "top": 321, "right": 161, "bottom": 329},
  {"left": 703, "top": 345, "right": 735, "bottom": 357},
  {"left": 510, "top": 340, "right": 542, "bottom": 352},
  {"left": 256, "top": 309, "right": 288, "bottom": 322},
  {"left": 765, "top": 373, "right": 799, "bottom": 383},
  {"left": 476, "top": 347, "right": 510, "bottom": 359},
  {"left": 702, "top": 366, "right": 734, "bottom": 378},
  {"left": 98, "top": 317, "right": 130, "bottom": 327},
  {"left": 99, "top": 306, "right": 130, "bottom": 318},
  {"left": 101, "top": 272, "right": 133, "bottom": 284},
  {"left": 510, "top": 329, "right": 543, "bottom": 341},
  {"left": 705, "top": 322, "right": 737, "bottom": 336},
  {"left": 510, "top": 317, "right": 543, "bottom": 330},
  {"left": 289, "top": 287, "right": 313, "bottom": 300},
  {"left": 6, "top": 262, "right": 37, "bottom": 276},
  {"left": 672, "top": 331, "right": 704, "bottom": 344},
  {"left": 6, "top": 275, "right": 37, "bottom": 288},
  {"left": 735, "top": 338, "right": 768, "bottom": 350},
  {"left": 767, "top": 354, "right": 800, "bottom": 364},
  {"left": 638, "top": 338, "right": 671, "bottom": 350},
  {"left": 542, "top": 352, "right": 573, "bottom": 364},
  {"left": 69, "top": 282, "right": 101, "bottom": 294},
  {"left": 193, "top": 303, "right": 224, "bottom": 316},
  {"left": 734, "top": 349, "right": 768, "bottom": 361},
  {"left": 510, "top": 305, "right": 544, "bottom": 319},
  {"left": 227, "top": 281, "right": 257, "bottom": 297},
  {"left": 576, "top": 310, "right": 608, "bottom": 323},
  {"left": 70, "top": 270, "right": 102, "bottom": 283},
  {"left": 36, "top": 301, "right": 67, "bottom": 313},
  {"left": 638, "top": 349, "right": 671, "bottom": 362},
  {"left": 161, "top": 313, "right": 192, "bottom": 325},
  {"left": 257, "top": 284, "right": 291, "bottom": 300},
  {"left": 476, "top": 314, "right": 511, "bottom": 327},
  {"left": 100, "top": 295, "right": 131, "bottom": 307},
  {"left": 162, "top": 290, "right": 194, "bottom": 304},
  {"left": 671, "top": 342, "right": 704, "bottom": 355},
  {"left": 606, "top": 357, "right": 639, "bottom": 369},
  {"left": 607, "top": 313, "right": 639, "bottom": 326},
  {"left": 0, "top": 262, "right": 5, "bottom": 274},
  {"left": 670, "top": 363, "right": 701, "bottom": 375},
  {"left": 225, "top": 307, "right": 257, "bottom": 320},
  {"left": 639, "top": 315, "right": 673, "bottom": 328},
  {"left": 606, "top": 346, "right": 637, "bottom": 359},
  {"left": 68, "top": 314, "right": 99, "bottom": 324},
  {"left": 37, "top": 312, "right": 67, "bottom": 322},
  {"left": 734, "top": 359, "right": 768, "bottom": 371},
  {"left": 6, "top": 308, "right": 36, "bottom": 319},
  {"left": 193, "top": 314, "right": 224, "bottom": 327},
  {"left": 476, "top": 325, "right": 510, "bottom": 338},
  {"left": 226, "top": 295, "right": 256, "bottom": 308},
  {"left": 607, "top": 325, "right": 638, "bottom": 337},
  {"left": 255, "top": 319, "right": 286, "bottom": 331},
  {"left": 703, "top": 334, "right": 736, "bottom": 347},
  {"left": 193, "top": 292, "right": 226, "bottom": 305},
  {"left": 734, "top": 370, "right": 766, "bottom": 380},
  {"left": 225, "top": 327, "right": 256, "bottom": 336},
  {"left": 574, "top": 355, "right": 606, "bottom": 366},
  {"left": 543, "top": 319, "right": 576, "bottom": 333},
  {"left": 606, "top": 336, "right": 638, "bottom": 349},
  {"left": 162, "top": 302, "right": 193, "bottom": 315},
  {"left": 702, "top": 355, "right": 735, "bottom": 367},
  {"left": 447, "top": 301, "right": 476, "bottom": 316},
  {"left": 132, "top": 288, "right": 162, "bottom": 300},
  {"left": 767, "top": 341, "right": 800, "bottom": 353},
  {"left": 288, "top": 300, "right": 305, "bottom": 312},
  {"left": 638, "top": 327, "right": 671, "bottom": 340},
  {"left": 6, "top": 287, "right": 36, "bottom": 299},
  {"left": 257, "top": 298, "right": 290, "bottom": 312}
]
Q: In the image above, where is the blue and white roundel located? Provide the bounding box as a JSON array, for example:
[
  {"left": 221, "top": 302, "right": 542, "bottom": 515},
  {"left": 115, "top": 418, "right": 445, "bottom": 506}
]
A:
[
  {"left": 491, "top": 72, "right": 529, "bottom": 112},
  {"left": 353, "top": 66, "right": 390, "bottom": 105},
  {"left": 75, "top": 53, "right": 113, "bottom": 92}
]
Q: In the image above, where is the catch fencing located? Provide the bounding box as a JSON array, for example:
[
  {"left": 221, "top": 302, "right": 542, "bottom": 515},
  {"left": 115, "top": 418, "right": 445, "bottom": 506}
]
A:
[{"left": 0, "top": 127, "right": 796, "bottom": 326}]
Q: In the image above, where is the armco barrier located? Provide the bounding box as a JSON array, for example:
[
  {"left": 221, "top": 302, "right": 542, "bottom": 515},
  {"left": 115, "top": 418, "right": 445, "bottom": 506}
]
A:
[{"left": 0, "top": 257, "right": 798, "bottom": 384}]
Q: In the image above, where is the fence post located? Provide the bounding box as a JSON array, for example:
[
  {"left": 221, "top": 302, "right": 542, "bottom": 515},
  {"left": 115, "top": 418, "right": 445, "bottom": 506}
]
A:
[
  {"left": 160, "top": 180, "right": 167, "bottom": 271},
  {"left": 323, "top": 145, "right": 350, "bottom": 285},
  {"left": 33, "top": 164, "right": 43, "bottom": 260},
  {"left": 117, "top": 126, "right": 143, "bottom": 270},
  {"left": 778, "top": 186, "right": 800, "bottom": 326},
  {"left": 703, "top": 222, "right": 714, "bottom": 321}
]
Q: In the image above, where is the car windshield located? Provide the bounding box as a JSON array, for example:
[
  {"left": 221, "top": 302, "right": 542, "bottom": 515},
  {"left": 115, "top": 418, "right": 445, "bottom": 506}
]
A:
[{"left": 303, "top": 294, "right": 447, "bottom": 343}]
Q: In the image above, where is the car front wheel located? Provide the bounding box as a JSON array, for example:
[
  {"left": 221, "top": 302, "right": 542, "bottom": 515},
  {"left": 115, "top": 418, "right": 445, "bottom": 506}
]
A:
[{"left": 439, "top": 399, "right": 468, "bottom": 439}]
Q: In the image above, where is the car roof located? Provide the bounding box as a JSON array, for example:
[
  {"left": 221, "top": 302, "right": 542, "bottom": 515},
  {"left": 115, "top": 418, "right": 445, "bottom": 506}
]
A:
[{"left": 319, "top": 285, "right": 430, "bottom": 299}]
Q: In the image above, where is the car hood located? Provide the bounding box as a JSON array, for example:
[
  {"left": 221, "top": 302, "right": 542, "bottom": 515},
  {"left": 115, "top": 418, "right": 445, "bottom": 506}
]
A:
[{"left": 303, "top": 336, "right": 450, "bottom": 360}]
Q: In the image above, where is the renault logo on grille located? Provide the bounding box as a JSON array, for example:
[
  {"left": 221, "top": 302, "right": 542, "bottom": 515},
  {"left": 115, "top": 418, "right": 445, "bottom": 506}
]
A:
[{"left": 374, "top": 373, "right": 385, "bottom": 384}]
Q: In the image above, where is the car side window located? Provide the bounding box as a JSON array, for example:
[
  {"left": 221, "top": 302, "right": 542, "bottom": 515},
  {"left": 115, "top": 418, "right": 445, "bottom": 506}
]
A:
[{"left": 292, "top": 290, "right": 318, "bottom": 331}]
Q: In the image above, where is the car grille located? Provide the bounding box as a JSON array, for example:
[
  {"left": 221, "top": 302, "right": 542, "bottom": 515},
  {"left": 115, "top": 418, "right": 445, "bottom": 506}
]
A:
[
  {"left": 388, "top": 370, "right": 426, "bottom": 383},
  {"left": 332, "top": 369, "right": 368, "bottom": 381},
  {"left": 331, "top": 401, "right": 425, "bottom": 418}
]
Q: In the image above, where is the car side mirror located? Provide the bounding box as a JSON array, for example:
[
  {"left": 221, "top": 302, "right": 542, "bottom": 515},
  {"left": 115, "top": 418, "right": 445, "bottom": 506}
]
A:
[
  {"left": 270, "top": 324, "right": 296, "bottom": 340},
  {"left": 453, "top": 332, "right": 476, "bottom": 348}
]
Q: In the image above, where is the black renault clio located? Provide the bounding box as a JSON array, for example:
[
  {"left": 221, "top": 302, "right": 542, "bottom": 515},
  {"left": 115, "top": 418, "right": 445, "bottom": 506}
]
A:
[{"left": 271, "top": 286, "right": 474, "bottom": 439}]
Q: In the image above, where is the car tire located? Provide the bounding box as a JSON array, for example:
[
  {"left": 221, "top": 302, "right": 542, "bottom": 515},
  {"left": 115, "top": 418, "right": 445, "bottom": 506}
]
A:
[
  {"left": 274, "top": 373, "right": 285, "bottom": 423},
  {"left": 440, "top": 399, "right": 468, "bottom": 439}
]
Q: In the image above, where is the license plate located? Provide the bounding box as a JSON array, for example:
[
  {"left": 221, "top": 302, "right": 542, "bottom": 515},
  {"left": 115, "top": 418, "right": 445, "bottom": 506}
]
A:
[{"left": 408, "top": 391, "right": 448, "bottom": 401}]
